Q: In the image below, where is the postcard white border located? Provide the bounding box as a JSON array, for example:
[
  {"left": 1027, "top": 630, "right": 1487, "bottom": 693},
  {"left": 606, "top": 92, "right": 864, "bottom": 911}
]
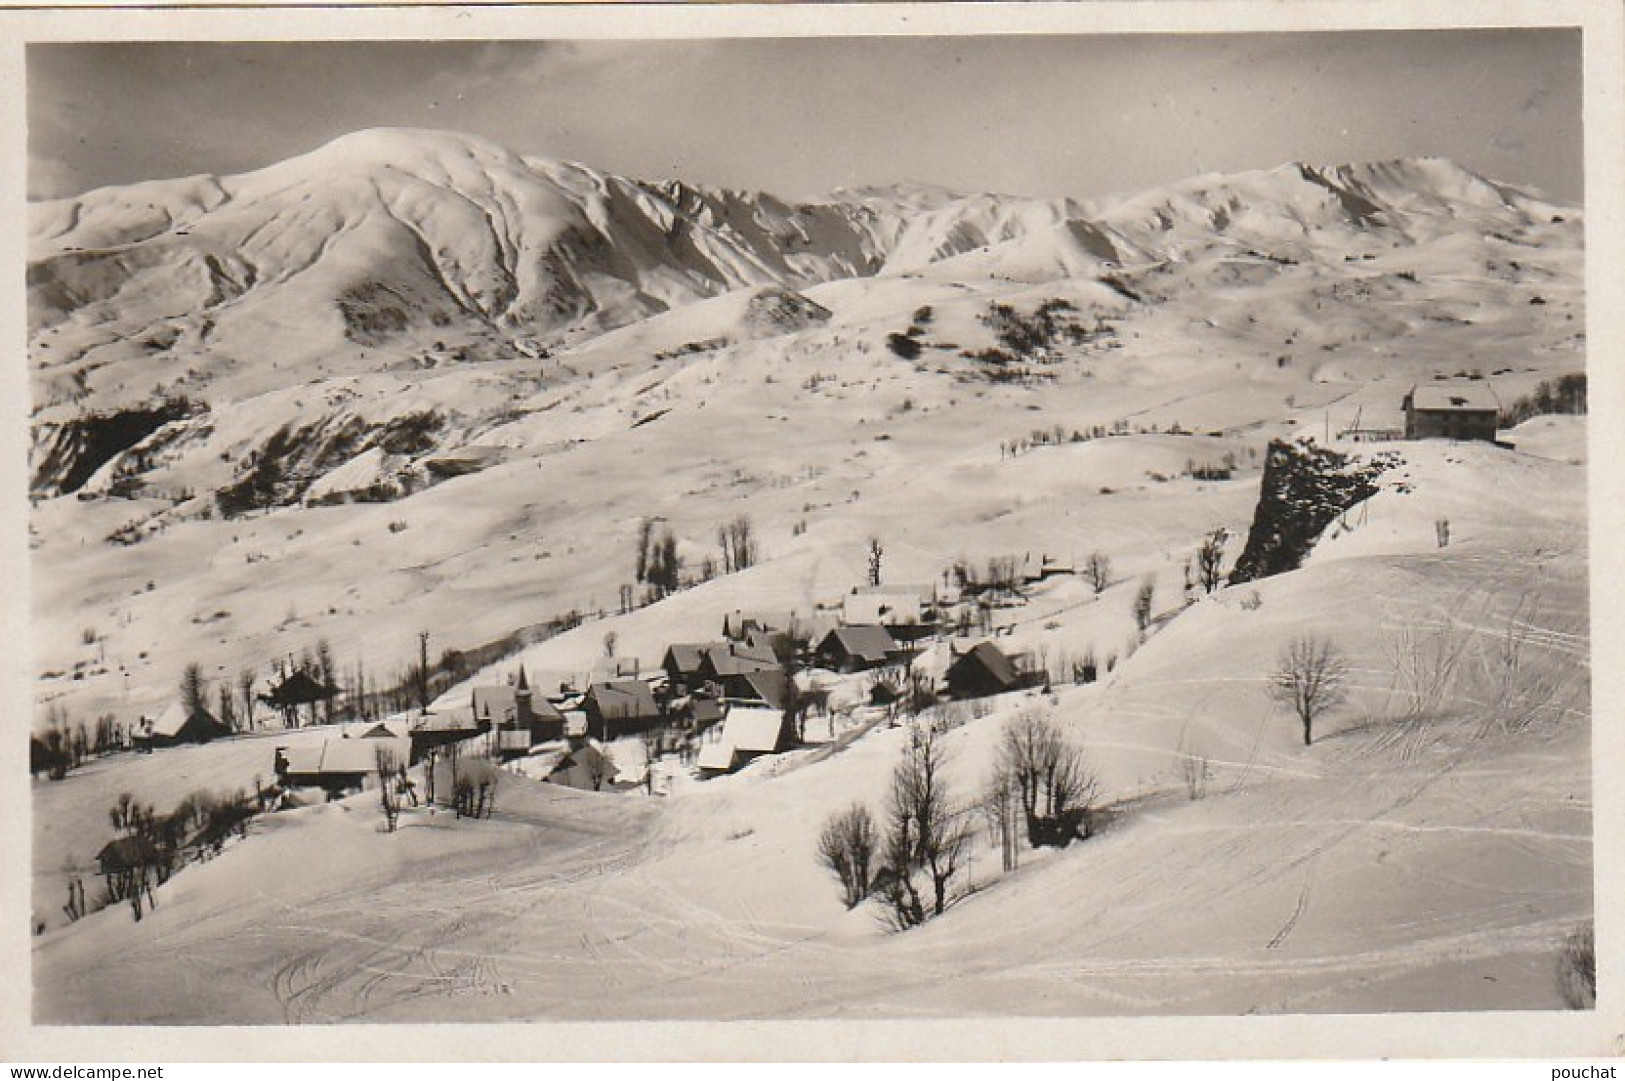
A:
[{"left": 2, "top": 0, "right": 1621, "bottom": 1063}]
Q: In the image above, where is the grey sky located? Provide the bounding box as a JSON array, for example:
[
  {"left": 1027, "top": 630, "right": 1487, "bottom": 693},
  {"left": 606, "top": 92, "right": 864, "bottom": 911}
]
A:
[{"left": 28, "top": 30, "right": 1583, "bottom": 204}]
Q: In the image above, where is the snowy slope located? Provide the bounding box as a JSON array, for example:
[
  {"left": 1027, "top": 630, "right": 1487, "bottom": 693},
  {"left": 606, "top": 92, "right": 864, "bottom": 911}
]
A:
[
  {"left": 32, "top": 435, "right": 1590, "bottom": 1021},
  {"left": 26, "top": 130, "right": 1591, "bottom": 1020}
]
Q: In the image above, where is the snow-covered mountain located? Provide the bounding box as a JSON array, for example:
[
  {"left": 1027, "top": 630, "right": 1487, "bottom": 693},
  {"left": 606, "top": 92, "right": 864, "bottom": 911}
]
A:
[
  {"left": 28, "top": 126, "right": 1582, "bottom": 720},
  {"left": 30, "top": 129, "right": 1570, "bottom": 413},
  {"left": 27, "top": 128, "right": 1591, "bottom": 1021}
]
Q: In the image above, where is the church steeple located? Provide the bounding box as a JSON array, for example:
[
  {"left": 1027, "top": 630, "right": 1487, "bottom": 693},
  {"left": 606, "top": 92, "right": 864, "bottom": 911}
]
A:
[{"left": 515, "top": 665, "right": 533, "bottom": 726}]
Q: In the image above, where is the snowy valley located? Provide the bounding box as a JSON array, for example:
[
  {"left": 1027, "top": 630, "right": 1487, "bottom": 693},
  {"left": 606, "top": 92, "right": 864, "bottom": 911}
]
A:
[{"left": 26, "top": 128, "right": 1591, "bottom": 1022}]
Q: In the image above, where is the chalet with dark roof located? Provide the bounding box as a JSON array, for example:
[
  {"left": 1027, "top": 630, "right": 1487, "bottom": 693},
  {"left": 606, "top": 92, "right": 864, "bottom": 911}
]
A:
[
  {"left": 662, "top": 642, "right": 726, "bottom": 691},
  {"left": 814, "top": 625, "right": 900, "bottom": 673},
  {"left": 945, "top": 640, "right": 1026, "bottom": 699},
  {"left": 582, "top": 680, "right": 662, "bottom": 739},
  {"left": 720, "top": 666, "right": 790, "bottom": 710}
]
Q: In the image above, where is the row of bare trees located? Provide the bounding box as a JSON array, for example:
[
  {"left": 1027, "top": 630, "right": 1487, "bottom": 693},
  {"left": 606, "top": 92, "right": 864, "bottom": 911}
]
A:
[{"left": 818, "top": 709, "right": 1098, "bottom": 929}]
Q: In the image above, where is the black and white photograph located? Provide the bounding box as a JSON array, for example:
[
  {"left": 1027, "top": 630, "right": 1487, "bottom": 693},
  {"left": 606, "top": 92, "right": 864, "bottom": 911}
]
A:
[{"left": 8, "top": 0, "right": 1622, "bottom": 1057}]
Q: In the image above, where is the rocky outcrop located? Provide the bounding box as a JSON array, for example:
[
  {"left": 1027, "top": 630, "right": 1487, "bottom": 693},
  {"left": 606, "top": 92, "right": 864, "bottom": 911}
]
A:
[
  {"left": 1228, "top": 439, "right": 1398, "bottom": 584},
  {"left": 213, "top": 410, "right": 446, "bottom": 516},
  {"left": 30, "top": 399, "right": 195, "bottom": 497}
]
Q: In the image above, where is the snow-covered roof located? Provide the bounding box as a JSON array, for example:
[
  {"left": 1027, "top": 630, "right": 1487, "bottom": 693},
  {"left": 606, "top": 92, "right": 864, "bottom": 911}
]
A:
[
  {"left": 352, "top": 718, "right": 412, "bottom": 739},
  {"left": 323, "top": 736, "right": 409, "bottom": 773},
  {"left": 719, "top": 705, "right": 786, "bottom": 755},
  {"left": 1409, "top": 383, "right": 1499, "bottom": 413},
  {"left": 695, "top": 740, "right": 735, "bottom": 772},
  {"left": 702, "top": 642, "right": 779, "bottom": 677},
  {"left": 149, "top": 701, "right": 217, "bottom": 738},
  {"left": 471, "top": 684, "right": 517, "bottom": 723},
  {"left": 414, "top": 709, "right": 479, "bottom": 732},
  {"left": 279, "top": 735, "right": 410, "bottom": 778},
  {"left": 853, "top": 583, "right": 937, "bottom": 599},
  {"left": 722, "top": 609, "right": 795, "bottom": 638}
]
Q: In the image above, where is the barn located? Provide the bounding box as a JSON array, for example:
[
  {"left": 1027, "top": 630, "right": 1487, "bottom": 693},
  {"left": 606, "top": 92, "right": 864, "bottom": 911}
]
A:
[
  {"left": 95, "top": 836, "right": 160, "bottom": 879},
  {"left": 945, "top": 641, "right": 1026, "bottom": 699}
]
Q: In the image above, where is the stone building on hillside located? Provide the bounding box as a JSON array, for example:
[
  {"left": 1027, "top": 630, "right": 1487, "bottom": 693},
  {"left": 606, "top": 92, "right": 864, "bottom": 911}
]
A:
[{"left": 1403, "top": 383, "right": 1499, "bottom": 442}]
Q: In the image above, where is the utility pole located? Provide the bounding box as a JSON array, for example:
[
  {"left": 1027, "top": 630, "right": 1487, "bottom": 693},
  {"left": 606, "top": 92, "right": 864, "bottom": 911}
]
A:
[{"left": 419, "top": 631, "right": 432, "bottom": 715}]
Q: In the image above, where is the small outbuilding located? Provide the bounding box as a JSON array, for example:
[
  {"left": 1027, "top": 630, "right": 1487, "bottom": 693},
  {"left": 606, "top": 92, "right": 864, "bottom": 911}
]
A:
[
  {"left": 545, "top": 740, "right": 615, "bottom": 791},
  {"left": 95, "top": 836, "right": 161, "bottom": 879}
]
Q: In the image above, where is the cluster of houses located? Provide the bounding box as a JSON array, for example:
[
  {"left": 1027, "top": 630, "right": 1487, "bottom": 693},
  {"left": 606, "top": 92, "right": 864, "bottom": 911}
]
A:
[{"left": 270, "top": 578, "right": 1050, "bottom": 796}]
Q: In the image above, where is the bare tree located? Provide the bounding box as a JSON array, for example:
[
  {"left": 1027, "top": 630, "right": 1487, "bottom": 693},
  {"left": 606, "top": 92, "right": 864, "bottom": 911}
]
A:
[
  {"left": 238, "top": 668, "right": 256, "bottom": 732},
  {"left": 997, "top": 708, "right": 1098, "bottom": 846},
  {"left": 640, "top": 727, "right": 661, "bottom": 794},
  {"left": 588, "top": 746, "right": 615, "bottom": 791},
  {"left": 1133, "top": 577, "right": 1156, "bottom": 638},
  {"left": 1270, "top": 636, "right": 1350, "bottom": 746},
  {"left": 1196, "top": 528, "right": 1227, "bottom": 594},
  {"left": 1178, "top": 735, "right": 1210, "bottom": 801},
  {"left": 867, "top": 536, "right": 884, "bottom": 588},
  {"left": 817, "top": 802, "right": 877, "bottom": 909},
  {"left": 375, "top": 745, "right": 400, "bottom": 832},
  {"left": 719, "top": 515, "right": 759, "bottom": 574},
  {"left": 986, "top": 554, "right": 1020, "bottom": 595},
  {"left": 877, "top": 722, "right": 968, "bottom": 928},
  {"left": 980, "top": 766, "right": 1020, "bottom": 872},
  {"left": 316, "top": 638, "right": 337, "bottom": 724},
  {"left": 180, "top": 663, "right": 207, "bottom": 717},
  {"left": 217, "top": 682, "right": 237, "bottom": 732},
  {"left": 634, "top": 517, "right": 655, "bottom": 584},
  {"left": 603, "top": 630, "right": 619, "bottom": 659},
  {"left": 646, "top": 529, "right": 682, "bottom": 598},
  {"left": 1085, "top": 551, "right": 1111, "bottom": 594},
  {"left": 413, "top": 631, "right": 431, "bottom": 714}
]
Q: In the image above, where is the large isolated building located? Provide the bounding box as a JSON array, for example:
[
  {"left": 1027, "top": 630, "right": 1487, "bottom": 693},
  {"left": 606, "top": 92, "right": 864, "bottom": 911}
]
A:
[{"left": 1403, "top": 383, "right": 1500, "bottom": 442}]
